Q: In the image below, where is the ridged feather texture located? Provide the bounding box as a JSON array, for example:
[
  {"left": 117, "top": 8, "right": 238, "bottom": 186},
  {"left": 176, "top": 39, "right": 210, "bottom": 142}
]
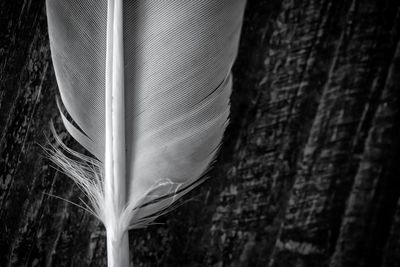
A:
[{"left": 46, "top": 1, "right": 246, "bottom": 264}]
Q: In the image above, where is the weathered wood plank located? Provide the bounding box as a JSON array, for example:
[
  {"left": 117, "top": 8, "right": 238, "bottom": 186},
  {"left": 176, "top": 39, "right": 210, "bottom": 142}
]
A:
[{"left": 0, "top": 1, "right": 399, "bottom": 266}]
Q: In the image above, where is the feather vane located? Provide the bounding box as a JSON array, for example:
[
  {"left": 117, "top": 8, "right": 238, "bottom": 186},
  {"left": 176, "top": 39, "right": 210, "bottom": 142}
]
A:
[{"left": 46, "top": 0, "right": 246, "bottom": 266}]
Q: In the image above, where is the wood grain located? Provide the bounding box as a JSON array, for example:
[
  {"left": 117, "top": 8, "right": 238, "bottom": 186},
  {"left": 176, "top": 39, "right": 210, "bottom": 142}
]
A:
[{"left": 0, "top": 0, "right": 399, "bottom": 266}]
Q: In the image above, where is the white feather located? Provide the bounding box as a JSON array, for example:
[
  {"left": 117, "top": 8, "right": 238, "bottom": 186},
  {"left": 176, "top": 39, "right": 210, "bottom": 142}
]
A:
[{"left": 46, "top": 1, "right": 246, "bottom": 266}]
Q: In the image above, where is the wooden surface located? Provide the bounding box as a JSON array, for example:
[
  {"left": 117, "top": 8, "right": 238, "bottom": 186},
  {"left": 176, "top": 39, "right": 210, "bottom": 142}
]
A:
[{"left": 1, "top": 0, "right": 400, "bottom": 266}]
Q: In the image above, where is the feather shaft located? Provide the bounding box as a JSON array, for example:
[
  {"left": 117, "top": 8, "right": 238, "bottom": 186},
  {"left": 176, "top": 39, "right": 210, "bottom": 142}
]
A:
[{"left": 105, "top": 0, "right": 130, "bottom": 266}]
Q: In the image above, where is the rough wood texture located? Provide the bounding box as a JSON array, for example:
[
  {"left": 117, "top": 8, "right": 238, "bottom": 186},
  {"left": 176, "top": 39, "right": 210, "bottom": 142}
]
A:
[{"left": 1, "top": 0, "right": 399, "bottom": 266}]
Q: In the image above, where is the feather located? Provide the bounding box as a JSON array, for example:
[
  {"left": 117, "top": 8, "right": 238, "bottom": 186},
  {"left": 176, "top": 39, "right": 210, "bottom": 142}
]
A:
[{"left": 46, "top": 0, "right": 246, "bottom": 266}]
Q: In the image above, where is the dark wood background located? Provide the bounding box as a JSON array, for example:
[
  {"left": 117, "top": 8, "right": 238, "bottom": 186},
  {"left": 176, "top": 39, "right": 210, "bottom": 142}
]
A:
[{"left": 1, "top": 0, "right": 400, "bottom": 266}]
